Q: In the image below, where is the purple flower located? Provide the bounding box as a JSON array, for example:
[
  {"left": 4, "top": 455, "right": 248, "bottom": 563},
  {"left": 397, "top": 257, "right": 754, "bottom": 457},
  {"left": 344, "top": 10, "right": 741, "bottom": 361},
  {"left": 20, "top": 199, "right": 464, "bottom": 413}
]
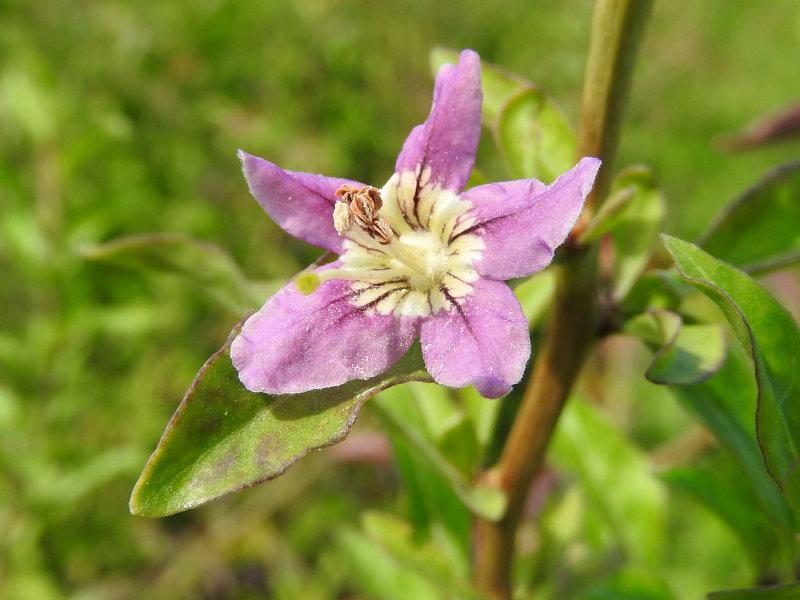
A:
[{"left": 231, "top": 50, "right": 600, "bottom": 399}]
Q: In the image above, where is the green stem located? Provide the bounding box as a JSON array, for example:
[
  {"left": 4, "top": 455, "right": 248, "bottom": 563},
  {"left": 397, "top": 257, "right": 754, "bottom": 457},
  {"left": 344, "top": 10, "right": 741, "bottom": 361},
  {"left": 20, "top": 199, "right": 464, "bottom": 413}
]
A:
[{"left": 473, "top": 2, "right": 652, "bottom": 598}]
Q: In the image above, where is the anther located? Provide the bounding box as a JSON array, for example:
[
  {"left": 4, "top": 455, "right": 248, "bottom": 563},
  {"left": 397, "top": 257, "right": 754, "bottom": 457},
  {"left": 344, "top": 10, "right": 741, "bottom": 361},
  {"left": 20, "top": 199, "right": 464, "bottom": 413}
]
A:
[{"left": 333, "top": 185, "right": 393, "bottom": 244}]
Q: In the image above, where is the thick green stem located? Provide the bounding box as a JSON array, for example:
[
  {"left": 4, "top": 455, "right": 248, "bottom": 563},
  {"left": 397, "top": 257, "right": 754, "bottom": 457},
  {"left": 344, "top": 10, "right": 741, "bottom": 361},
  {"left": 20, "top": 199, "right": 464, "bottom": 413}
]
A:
[{"left": 473, "top": 2, "right": 652, "bottom": 598}]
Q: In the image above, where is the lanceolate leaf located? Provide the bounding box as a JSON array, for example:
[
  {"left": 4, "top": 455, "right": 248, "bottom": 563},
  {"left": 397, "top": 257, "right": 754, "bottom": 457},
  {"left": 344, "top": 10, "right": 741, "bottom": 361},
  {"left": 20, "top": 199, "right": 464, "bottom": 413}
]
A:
[
  {"left": 372, "top": 398, "right": 507, "bottom": 521},
  {"left": 697, "top": 160, "right": 800, "bottom": 274},
  {"left": 81, "top": 233, "right": 268, "bottom": 314},
  {"left": 496, "top": 87, "right": 576, "bottom": 183},
  {"left": 668, "top": 346, "right": 794, "bottom": 536},
  {"left": 662, "top": 460, "right": 783, "bottom": 573},
  {"left": 551, "top": 398, "right": 667, "bottom": 567},
  {"left": 610, "top": 167, "right": 666, "bottom": 300},
  {"left": 625, "top": 309, "right": 727, "bottom": 386},
  {"left": 663, "top": 235, "right": 800, "bottom": 509},
  {"left": 130, "top": 327, "right": 428, "bottom": 517}
]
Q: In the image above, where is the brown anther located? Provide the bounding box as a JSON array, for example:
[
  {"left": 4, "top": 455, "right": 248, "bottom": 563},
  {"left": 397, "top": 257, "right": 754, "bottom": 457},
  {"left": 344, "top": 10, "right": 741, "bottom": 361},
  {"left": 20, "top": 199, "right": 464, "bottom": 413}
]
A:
[{"left": 334, "top": 184, "right": 392, "bottom": 244}]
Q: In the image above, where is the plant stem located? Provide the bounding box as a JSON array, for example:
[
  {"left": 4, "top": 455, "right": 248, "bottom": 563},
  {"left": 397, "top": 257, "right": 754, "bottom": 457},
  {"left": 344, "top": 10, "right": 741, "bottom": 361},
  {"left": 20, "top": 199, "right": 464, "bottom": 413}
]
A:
[{"left": 473, "top": 2, "right": 652, "bottom": 597}]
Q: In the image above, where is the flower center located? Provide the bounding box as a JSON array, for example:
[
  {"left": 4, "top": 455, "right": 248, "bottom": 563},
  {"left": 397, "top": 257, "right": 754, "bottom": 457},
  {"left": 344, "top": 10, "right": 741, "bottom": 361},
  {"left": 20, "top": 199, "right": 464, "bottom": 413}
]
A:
[{"left": 303, "top": 172, "right": 484, "bottom": 317}]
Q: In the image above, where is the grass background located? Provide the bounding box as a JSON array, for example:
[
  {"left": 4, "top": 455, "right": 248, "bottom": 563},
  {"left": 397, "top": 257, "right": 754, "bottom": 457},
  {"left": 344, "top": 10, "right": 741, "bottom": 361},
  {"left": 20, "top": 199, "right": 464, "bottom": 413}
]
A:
[{"left": 1, "top": 1, "right": 798, "bottom": 598}]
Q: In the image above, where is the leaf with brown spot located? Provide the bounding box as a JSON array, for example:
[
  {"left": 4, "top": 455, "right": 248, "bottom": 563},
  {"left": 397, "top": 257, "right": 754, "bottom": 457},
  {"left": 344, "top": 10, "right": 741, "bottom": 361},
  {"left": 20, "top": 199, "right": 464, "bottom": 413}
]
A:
[{"left": 130, "top": 325, "right": 428, "bottom": 517}]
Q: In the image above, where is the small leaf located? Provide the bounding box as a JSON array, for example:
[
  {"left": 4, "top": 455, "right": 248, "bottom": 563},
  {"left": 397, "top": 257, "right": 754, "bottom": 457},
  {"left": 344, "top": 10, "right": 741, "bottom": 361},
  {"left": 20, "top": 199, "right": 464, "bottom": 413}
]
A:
[
  {"left": 610, "top": 166, "right": 666, "bottom": 300},
  {"left": 372, "top": 398, "right": 507, "bottom": 521},
  {"left": 430, "top": 47, "right": 530, "bottom": 128},
  {"left": 624, "top": 309, "right": 682, "bottom": 347},
  {"left": 698, "top": 160, "right": 800, "bottom": 274},
  {"left": 662, "top": 459, "right": 786, "bottom": 574},
  {"left": 377, "top": 386, "right": 472, "bottom": 554},
  {"left": 647, "top": 324, "right": 727, "bottom": 385},
  {"left": 625, "top": 309, "right": 727, "bottom": 385},
  {"left": 708, "top": 584, "right": 800, "bottom": 600},
  {"left": 495, "top": 87, "right": 575, "bottom": 183},
  {"left": 663, "top": 235, "right": 800, "bottom": 509},
  {"left": 621, "top": 270, "right": 687, "bottom": 317},
  {"left": 577, "top": 184, "right": 637, "bottom": 243},
  {"left": 81, "top": 233, "right": 269, "bottom": 313},
  {"left": 360, "top": 512, "right": 475, "bottom": 588},
  {"left": 551, "top": 397, "right": 667, "bottom": 567},
  {"left": 129, "top": 327, "right": 428, "bottom": 517},
  {"left": 336, "top": 527, "right": 441, "bottom": 600},
  {"left": 582, "top": 568, "right": 673, "bottom": 600}
]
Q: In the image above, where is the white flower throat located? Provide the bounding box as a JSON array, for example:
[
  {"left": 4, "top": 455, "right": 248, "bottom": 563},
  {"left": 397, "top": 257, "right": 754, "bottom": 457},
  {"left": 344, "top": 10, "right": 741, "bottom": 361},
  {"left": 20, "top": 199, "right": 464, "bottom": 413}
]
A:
[{"left": 316, "top": 166, "right": 484, "bottom": 317}]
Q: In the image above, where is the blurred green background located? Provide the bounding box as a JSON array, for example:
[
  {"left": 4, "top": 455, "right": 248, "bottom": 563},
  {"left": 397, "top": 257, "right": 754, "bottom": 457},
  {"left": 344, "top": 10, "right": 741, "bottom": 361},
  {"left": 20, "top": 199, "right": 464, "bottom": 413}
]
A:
[{"left": 1, "top": 1, "right": 799, "bottom": 598}]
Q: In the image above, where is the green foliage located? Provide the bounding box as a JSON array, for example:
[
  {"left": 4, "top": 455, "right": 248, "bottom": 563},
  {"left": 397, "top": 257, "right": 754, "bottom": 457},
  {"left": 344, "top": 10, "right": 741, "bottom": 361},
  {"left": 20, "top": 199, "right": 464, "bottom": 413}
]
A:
[
  {"left": 698, "top": 160, "right": 800, "bottom": 274},
  {"left": 662, "top": 456, "right": 781, "bottom": 573},
  {"left": 131, "top": 331, "right": 429, "bottom": 517},
  {"left": 81, "top": 233, "right": 275, "bottom": 314},
  {"left": 663, "top": 235, "right": 800, "bottom": 511},
  {"left": 625, "top": 309, "right": 727, "bottom": 385},
  {"left": 433, "top": 47, "right": 575, "bottom": 183},
  {"left": 609, "top": 166, "right": 666, "bottom": 300},
  {"left": 496, "top": 88, "right": 575, "bottom": 183},
  {"left": 372, "top": 396, "right": 506, "bottom": 521},
  {"left": 2, "top": 1, "right": 800, "bottom": 597},
  {"left": 551, "top": 398, "right": 667, "bottom": 569}
]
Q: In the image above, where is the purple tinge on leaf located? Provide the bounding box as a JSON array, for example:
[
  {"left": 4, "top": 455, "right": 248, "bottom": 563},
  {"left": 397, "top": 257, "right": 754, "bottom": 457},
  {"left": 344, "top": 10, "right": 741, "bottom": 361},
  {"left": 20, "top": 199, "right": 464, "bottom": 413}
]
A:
[{"left": 232, "top": 49, "right": 601, "bottom": 399}]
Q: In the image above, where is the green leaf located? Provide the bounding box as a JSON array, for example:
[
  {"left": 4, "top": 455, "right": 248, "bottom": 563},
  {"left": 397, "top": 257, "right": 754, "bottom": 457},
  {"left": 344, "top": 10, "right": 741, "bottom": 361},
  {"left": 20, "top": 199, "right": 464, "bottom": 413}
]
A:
[
  {"left": 80, "top": 233, "right": 272, "bottom": 314},
  {"left": 551, "top": 397, "right": 667, "bottom": 567},
  {"left": 698, "top": 160, "right": 800, "bottom": 273},
  {"left": 335, "top": 513, "right": 488, "bottom": 600},
  {"left": 582, "top": 568, "right": 674, "bottom": 600},
  {"left": 495, "top": 87, "right": 576, "bottom": 183},
  {"left": 359, "top": 512, "right": 486, "bottom": 599},
  {"left": 610, "top": 166, "right": 666, "bottom": 300},
  {"left": 647, "top": 323, "right": 726, "bottom": 385},
  {"left": 625, "top": 309, "right": 727, "bottom": 385},
  {"left": 667, "top": 346, "right": 794, "bottom": 536},
  {"left": 708, "top": 584, "right": 800, "bottom": 599},
  {"left": 663, "top": 235, "right": 800, "bottom": 509},
  {"left": 335, "top": 527, "right": 440, "bottom": 600},
  {"left": 662, "top": 460, "right": 786, "bottom": 575},
  {"left": 371, "top": 398, "right": 507, "bottom": 521},
  {"left": 129, "top": 327, "right": 428, "bottom": 517},
  {"left": 376, "top": 386, "right": 472, "bottom": 555},
  {"left": 430, "top": 47, "right": 530, "bottom": 128},
  {"left": 577, "top": 184, "right": 638, "bottom": 244},
  {"left": 620, "top": 270, "right": 687, "bottom": 317}
]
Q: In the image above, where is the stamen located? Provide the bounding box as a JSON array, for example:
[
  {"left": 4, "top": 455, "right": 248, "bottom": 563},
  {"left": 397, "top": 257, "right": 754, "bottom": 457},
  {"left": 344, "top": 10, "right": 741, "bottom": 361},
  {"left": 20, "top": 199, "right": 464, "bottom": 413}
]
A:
[{"left": 334, "top": 185, "right": 394, "bottom": 245}]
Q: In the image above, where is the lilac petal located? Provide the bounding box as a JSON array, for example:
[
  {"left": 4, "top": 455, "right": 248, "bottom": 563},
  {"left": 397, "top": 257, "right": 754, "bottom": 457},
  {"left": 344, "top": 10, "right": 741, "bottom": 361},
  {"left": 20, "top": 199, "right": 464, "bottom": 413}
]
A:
[
  {"left": 459, "top": 157, "right": 601, "bottom": 280},
  {"left": 231, "top": 266, "right": 418, "bottom": 395},
  {"left": 394, "top": 49, "right": 482, "bottom": 193},
  {"left": 240, "top": 150, "right": 366, "bottom": 253},
  {"left": 420, "top": 278, "right": 530, "bottom": 398}
]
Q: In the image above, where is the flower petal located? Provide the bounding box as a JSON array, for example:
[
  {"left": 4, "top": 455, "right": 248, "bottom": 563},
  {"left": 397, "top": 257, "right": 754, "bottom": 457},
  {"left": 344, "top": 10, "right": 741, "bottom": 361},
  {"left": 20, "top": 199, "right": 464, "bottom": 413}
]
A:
[
  {"left": 420, "top": 278, "right": 530, "bottom": 398},
  {"left": 240, "top": 150, "right": 366, "bottom": 253},
  {"left": 394, "top": 49, "right": 482, "bottom": 194},
  {"left": 231, "top": 266, "right": 418, "bottom": 395},
  {"left": 458, "top": 157, "right": 601, "bottom": 280}
]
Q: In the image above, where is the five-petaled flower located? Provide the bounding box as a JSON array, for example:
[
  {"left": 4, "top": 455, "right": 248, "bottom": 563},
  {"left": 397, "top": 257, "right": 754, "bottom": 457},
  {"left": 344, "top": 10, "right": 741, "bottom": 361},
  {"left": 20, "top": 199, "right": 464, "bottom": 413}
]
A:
[{"left": 231, "top": 50, "right": 600, "bottom": 399}]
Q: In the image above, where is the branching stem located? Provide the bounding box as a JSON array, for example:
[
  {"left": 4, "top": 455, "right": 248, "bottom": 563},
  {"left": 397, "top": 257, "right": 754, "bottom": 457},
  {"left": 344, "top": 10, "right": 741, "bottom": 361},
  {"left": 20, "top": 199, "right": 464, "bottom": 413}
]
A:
[{"left": 473, "top": 2, "right": 652, "bottom": 597}]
